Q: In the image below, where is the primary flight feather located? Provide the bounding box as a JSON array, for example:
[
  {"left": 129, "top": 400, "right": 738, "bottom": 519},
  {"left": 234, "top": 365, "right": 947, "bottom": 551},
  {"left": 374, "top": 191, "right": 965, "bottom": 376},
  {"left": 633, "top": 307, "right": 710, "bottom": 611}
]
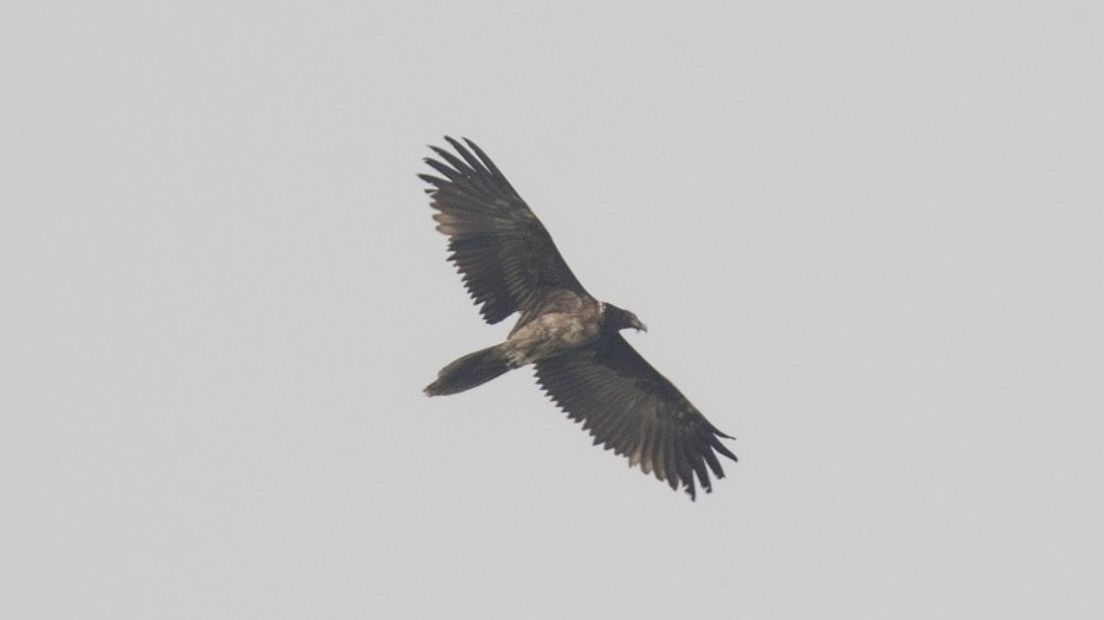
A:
[{"left": 420, "top": 137, "right": 737, "bottom": 500}]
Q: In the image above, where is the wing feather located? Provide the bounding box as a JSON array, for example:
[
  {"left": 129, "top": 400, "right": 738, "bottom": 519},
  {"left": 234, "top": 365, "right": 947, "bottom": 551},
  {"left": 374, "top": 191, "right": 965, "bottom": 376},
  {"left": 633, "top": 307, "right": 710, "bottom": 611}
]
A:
[
  {"left": 421, "top": 137, "right": 589, "bottom": 324},
  {"left": 535, "top": 334, "right": 737, "bottom": 499}
]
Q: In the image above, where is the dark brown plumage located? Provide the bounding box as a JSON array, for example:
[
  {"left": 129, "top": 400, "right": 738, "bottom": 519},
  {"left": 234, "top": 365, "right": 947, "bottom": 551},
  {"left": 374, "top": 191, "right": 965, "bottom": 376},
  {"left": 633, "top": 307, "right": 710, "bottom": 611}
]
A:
[{"left": 420, "top": 137, "right": 736, "bottom": 500}]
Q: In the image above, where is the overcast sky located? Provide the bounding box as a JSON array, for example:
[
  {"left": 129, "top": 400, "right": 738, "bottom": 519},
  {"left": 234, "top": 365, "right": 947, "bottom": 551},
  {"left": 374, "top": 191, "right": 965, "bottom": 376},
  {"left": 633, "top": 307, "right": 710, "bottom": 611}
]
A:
[{"left": 3, "top": 2, "right": 1102, "bottom": 618}]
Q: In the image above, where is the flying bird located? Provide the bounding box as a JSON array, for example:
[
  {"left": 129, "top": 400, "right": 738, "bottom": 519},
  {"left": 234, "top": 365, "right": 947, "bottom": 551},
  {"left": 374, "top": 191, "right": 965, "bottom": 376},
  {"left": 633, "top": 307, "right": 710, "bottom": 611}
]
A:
[{"left": 419, "top": 137, "right": 736, "bottom": 499}]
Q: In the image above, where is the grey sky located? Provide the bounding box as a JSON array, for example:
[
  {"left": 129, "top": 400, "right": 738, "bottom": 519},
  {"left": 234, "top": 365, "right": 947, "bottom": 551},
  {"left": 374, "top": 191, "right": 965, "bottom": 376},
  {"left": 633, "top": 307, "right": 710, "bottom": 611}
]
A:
[{"left": 2, "top": 2, "right": 1102, "bottom": 618}]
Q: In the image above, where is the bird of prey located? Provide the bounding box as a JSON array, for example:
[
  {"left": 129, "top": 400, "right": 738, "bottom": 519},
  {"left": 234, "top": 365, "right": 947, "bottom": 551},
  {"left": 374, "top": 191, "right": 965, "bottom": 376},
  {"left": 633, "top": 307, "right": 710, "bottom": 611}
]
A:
[{"left": 419, "top": 137, "right": 737, "bottom": 499}]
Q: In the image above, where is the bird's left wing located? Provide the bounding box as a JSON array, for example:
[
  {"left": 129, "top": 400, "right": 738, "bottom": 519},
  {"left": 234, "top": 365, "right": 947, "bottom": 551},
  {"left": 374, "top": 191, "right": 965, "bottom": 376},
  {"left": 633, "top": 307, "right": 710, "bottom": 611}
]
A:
[
  {"left": 419, "top": 137, "right": 590, "bottom": 325},
  {"left": 534, "top": 334, "right": 737, "bottom": 500}
]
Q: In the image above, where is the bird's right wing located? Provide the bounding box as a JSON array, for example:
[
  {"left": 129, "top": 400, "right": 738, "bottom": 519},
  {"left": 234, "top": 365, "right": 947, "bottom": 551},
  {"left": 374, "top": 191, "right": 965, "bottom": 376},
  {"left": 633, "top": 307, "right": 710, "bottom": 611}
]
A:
[
  {"left": 534, "top": 334, "right": 737, "bottom": 500},
  {"left": 419, "top": 137, "right": 590, "bottom": 325}
]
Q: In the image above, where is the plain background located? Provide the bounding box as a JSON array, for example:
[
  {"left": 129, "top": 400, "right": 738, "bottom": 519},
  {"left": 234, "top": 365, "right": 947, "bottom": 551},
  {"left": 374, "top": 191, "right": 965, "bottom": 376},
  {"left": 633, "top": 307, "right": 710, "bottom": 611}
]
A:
[{"left": 2, "top": 2, "right": 1102, "bottom": 618}]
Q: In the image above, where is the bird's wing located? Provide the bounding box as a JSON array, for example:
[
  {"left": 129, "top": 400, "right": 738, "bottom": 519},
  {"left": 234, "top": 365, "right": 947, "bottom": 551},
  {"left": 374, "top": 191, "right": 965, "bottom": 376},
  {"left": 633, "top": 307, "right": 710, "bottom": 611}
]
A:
[
  {"left": 419, "top": 137, "right": 590, "bottom": 325},
  {"left": 534, "top": 334, "right": 737, "bottom": 500}
]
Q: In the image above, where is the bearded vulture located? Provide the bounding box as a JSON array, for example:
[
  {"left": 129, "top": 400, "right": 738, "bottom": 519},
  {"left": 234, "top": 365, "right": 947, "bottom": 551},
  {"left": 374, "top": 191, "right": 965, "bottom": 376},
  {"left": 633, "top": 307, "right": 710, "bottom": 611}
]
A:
[{"left": 419, "top": 137, "right": 737, "bottom": 500}]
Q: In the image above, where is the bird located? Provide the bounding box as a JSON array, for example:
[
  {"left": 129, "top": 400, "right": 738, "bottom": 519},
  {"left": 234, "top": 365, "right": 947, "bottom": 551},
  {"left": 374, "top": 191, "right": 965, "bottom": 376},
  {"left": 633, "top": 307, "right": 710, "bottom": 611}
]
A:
[{"left": 418, "top": 137, "right": 737, "bottom": 500}]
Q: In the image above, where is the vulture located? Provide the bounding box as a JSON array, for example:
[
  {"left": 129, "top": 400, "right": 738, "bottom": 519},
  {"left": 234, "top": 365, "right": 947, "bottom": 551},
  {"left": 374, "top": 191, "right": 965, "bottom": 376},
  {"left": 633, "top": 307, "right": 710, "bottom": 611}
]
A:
[{"left": 419, "top": 137, "right": 737, "bottom": 500}]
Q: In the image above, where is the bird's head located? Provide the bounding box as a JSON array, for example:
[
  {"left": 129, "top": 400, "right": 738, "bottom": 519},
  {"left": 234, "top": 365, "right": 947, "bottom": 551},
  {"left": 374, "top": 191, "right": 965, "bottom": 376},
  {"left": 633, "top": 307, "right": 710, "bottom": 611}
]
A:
[{"left": 602, "top": 303, "right": 647, "bottom": 333}]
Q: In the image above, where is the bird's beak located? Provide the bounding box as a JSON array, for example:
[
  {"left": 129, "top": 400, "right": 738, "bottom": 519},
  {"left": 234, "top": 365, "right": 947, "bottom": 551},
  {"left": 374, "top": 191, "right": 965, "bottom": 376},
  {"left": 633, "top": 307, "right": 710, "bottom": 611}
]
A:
[{"left": 633, "top": 319, "right": 648, "bottom": 333}]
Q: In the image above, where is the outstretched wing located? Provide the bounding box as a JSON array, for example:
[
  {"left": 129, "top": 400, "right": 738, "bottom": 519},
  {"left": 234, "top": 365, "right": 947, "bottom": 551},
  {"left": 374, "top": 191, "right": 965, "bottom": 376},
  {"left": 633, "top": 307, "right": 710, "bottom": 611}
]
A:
[
  {"left": 534, "top": 334, "right": 737, "bottom": 500},
  {"left": 419, "top": 137, "right": 589, "bottom": 324}
]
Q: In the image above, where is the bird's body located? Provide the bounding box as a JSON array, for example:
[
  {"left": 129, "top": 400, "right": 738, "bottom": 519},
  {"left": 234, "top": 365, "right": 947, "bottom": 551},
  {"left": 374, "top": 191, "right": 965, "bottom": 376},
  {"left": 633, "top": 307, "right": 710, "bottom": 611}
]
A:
[
  {"left": 419, "top": 137, "right": 736, "bottom": 499},
  {"left": 501, "top": 290, "right": 603, "bottom": 367}
]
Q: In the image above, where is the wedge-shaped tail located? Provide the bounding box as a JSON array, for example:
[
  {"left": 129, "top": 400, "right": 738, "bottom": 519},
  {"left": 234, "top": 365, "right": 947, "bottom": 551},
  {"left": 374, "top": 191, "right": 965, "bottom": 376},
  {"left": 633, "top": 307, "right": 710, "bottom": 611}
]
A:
[{"left": 425, "top": 345, "right": 512, "bottom": 396}]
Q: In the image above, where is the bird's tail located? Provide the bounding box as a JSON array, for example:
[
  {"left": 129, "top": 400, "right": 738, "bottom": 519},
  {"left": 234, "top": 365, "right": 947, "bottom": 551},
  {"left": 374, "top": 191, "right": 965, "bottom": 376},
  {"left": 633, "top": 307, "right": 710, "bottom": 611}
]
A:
[{"left": 424, "top": 344, "right": 513, "bottom": 396}]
